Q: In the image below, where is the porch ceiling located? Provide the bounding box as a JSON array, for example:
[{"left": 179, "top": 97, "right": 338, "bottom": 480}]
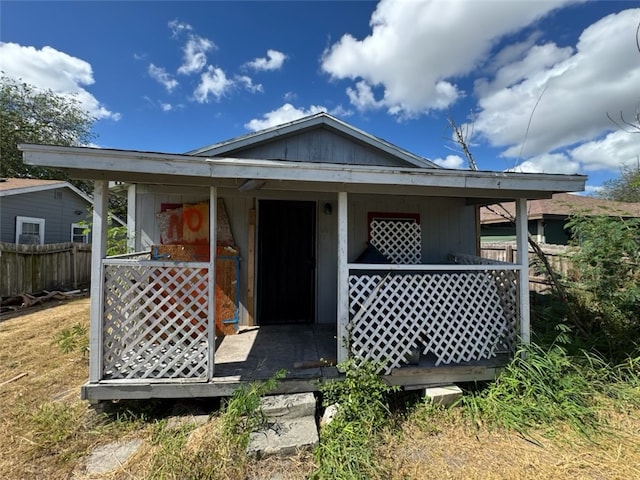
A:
[{"left": 20, "top": 143, "right": 586, "bottom": 200}]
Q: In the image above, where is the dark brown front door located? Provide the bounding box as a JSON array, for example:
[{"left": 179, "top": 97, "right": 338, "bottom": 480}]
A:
[{"left": 257, "top": 200, "right": 316, "bottom": 325}]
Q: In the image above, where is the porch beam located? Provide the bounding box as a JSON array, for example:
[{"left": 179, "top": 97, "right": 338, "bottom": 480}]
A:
[
  {"left": 209, "top": 187, "right": 217, "bottom": 379},
  {"left": 515, "top": 198, "right": 530, "bottom": 345},
  {"left": 89, "top": 180, "right": 108, "bottom": 383},
  {"left": 337, "top": 191, "right": 349, "bottom": 363}
]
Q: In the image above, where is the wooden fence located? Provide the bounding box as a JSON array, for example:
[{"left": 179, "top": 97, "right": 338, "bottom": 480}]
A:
[
  {"left": 481, "top": 243, "right": 573, "bottom": 292},
  {"left": 0, "top": 242, "right": 92, "bottom": 297}
]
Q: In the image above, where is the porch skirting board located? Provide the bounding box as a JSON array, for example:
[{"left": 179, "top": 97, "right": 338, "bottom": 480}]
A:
[{"left": 80, "top": 360, "right": 505, "bottom": 401}]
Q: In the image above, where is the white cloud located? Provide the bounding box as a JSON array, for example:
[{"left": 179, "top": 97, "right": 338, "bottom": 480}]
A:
[
  {"left": 433, "top": 155, "right": 466, "bottom": 169},
  {"left": 160, "top": 103, "right": 173, "bottom": 112},
  {"left": 235, "top": 75, "right": 263, "bottom": 93},
  {"left": 321, "top": 0, "right": 575, "bottom": 117},
  {"left": 471, "top": 8, "right": 640, "bottom": 167},
  {"left": 245, "top": 49, "right": 287, "bottom": 71},
  {"left": 193, "top": 66, "right": 233, "bottom": 103},
  {"left": 569, "top": 130, "right": 640, "bottom": 172},
  {"left": 178, "top": 35, "right": 216, "bottom": 75},
  {"left": 0, "top": 42, "right": 119, "bottom": 120},
  {"left": 244, "top": 103, "right": 329, "bottom": 131},
  {"left": 148, "top": 64, "right": 178, "bottom": 92},
  {"left": 169, "top": 19, "right": 193, "bottom": 38},
  {"left": 509, "top": 152, "right": 580, "bottom": 174}
]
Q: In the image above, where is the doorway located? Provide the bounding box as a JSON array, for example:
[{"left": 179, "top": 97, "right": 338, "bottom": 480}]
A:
[{"left": 257, "top": 200, "right": 316, "bottom": 325}]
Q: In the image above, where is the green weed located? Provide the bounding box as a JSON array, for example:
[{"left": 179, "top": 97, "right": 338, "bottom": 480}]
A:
[
  {"left": 312, "top": 359, "right": 397, "bottom": 480},
  {"left": 53, "top": 322, "right": 88, "bottom": 357}
]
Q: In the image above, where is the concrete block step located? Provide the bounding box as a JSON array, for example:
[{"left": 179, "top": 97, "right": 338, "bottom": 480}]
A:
[
  {"left": 259, "top": 392, "right": 316, "bottom": 419},
  {"left": 247, "top": 415, "right": 319, "bottom": 458}
]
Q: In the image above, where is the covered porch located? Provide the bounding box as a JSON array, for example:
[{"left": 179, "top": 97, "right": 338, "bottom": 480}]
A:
[{"left": 19, "top": 143, "right": 586, "bottom": 401}]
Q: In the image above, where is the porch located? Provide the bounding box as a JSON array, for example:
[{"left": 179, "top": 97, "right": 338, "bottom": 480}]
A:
[{"left": 81, "top": 251, "right": 519, "bottom": 401}]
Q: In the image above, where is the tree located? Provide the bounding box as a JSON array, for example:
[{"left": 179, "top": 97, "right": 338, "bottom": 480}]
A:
[
  {"left": 599, "top": 163, "right": 640, "bottom": 203},
  {"left": 0, "top": 74, "right": 94, "bottom": 189}
]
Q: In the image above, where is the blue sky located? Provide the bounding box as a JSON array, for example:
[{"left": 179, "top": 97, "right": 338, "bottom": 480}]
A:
[{"left": 1, "top": 1, "right": 639, "bottom": 192}]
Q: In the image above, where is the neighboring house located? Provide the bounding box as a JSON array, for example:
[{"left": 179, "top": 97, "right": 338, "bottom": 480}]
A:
[
  {"left": 480, "top": 193, "right": 640, "bottom": 245},
  {"left": 0, "top": 178, "right": 93, "bottom": 245},
  {"left": 20, "top": 113, "right": 586, "bottom": 401}
]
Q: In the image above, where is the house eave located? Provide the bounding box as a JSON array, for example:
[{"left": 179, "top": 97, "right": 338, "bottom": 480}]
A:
[{"left": 20, "top": 143, "right": 587, "bottom": 198}]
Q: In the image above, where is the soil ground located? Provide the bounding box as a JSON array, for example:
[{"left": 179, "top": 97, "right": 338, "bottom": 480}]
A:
[{"left": 1, "top": 299, "right": 638, "bottom": 479}]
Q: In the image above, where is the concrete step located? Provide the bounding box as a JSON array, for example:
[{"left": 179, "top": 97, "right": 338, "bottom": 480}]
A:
[
  {"left": 259, "top": 392, "right": 316, "bottom": 419},
  {"left": 247, "top": 415, "right": 319, "bottom": 459}
]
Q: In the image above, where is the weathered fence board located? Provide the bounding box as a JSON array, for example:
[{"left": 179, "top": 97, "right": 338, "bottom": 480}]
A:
[
  {"left": 0, "top": 242, "right": 92, "bottom": 297},
  {"left": 481, "top": 243, "right": 572, "bottom": 292}
]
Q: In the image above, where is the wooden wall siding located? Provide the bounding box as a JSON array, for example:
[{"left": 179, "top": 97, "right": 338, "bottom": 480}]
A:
[
  {"left": 0, "top": 242, "right": 91, "bottom": 296},
  {"left": 224, "top": 128, "right": 410, "bottom": 167},
  {"left": 348, "top": 194, "right": 476, "bottom": 264},
  {"left": 134, "top": 186, "right": 339, "bottom": 325},
  {"left": 0, "top": 189, "right": 91, "bottom": 244}
]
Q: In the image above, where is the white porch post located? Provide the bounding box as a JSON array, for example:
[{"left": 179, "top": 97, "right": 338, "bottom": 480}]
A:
[
  {"left": 208, "top": 187, "right": 217, "bottom": 379},
  {"left": 89, "top": 180, "right": 108, "bottom": 383},
  {"left": 126, "top": 184, "right": 136, "bottom": 252},
  {"left": 337, "top": 191, "right": 349, "bottom": 363},
  {"left": 515, "top": 198, "right": 530, "bottom": 345}
]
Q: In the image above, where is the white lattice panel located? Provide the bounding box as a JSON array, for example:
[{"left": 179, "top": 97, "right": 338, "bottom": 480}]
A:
[
  {"left": 348, "top": 267, "right": 518, "bottom": 374},
  {"left": 370, "top": 219, "right": 421, "bottom": 264},
  {"left": 102, "top": 263, "right": 210, "bottom": 380}
]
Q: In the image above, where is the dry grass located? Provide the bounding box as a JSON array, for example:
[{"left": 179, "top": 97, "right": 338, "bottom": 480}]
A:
[
  {"left": 2, "top": 300, "right": 639, "bottom": 479},
  {"left": 379, "top": 407, "right": 640, "bottom": 479}
]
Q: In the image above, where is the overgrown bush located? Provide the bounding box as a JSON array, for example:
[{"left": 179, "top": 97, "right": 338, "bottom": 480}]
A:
[{"left": 564, "top": 214, "right": 640, "bottom": 359}]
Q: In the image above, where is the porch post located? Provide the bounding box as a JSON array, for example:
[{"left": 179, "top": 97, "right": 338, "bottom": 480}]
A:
[
  {"left": 515, "top": 198, "right": 530, "bottom": 345},
  {"left": 208, "top": 187, "right": 217, "bottom": 378},
  {"left": 126, "top": 184, "right": 136, "bottom": 252},
  {"left": 89, "top": 180, "right": 108, "bottom": 383},
  {"left": 337, "top": 191, "right": 349, "bottom": 363}
]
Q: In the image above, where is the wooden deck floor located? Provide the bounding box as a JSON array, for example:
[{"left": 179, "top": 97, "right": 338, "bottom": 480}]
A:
[
  {"left": 82, "top": 324, "right": 508, "bottom": 401},
  {"left": 214, "top": 324, "right": 339, "bottom": 382}
]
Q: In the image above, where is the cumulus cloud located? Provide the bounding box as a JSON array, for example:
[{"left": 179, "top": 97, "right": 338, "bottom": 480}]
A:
[
  {"left": 235, "top": 75, "right": 263, "bottom": 93},
  {"left": 178, "top": 35, "right": 216, "bottom": 75},
  {"left": 244, "top": 103, "right": 329, "bottom": 131},
  {"left": 471, "top": 8, "right": 640, "bottom": 172},
  {"left": 194, "top": 66, "right": 233, "bottom": 103},
  {"left": 433, "top": 155, "right": 466, "bottom": 169},
  {"left": 148, "top": 64, "right": 178, "bottom": 92},
  {"left": 245, "top": 49, "right": 287, "bottom": 71},
  {"left": 0, "top": 42, "right": 119, "bottom": 120},
  {"left": 321, "top": 0, "right": 574, "bottom": 117},
  {"left": 509, "top": 153, "right": 580, "bottom": 174}
]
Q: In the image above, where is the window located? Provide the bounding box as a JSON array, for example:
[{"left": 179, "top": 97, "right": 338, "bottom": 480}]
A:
[
  {"left": 16, "top": 216, "right": 45, "bottom": 245},
  {"left": 71, "top": 222, "right": 89, "bottom": 243}
]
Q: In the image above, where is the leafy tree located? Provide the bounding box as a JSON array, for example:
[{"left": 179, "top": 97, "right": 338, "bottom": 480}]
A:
[
  {"left": 0, "top": 74, "right": 94, "bottom": 191},
  {"left": 599, "top": 163, "right": 640, "bottom": 203}
]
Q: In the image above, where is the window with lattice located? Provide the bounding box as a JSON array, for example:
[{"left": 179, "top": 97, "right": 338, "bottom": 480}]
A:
[{"left": 367, "top": 212, "right": 421, "bottom": 264}]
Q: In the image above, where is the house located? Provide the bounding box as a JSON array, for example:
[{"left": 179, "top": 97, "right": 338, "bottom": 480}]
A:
[
  {"left": 20, "top": 113, "right": 586, "bottom": 401},
  {"left": 0, "top": 178, "right": 93, "bottom": 245},
  {"left": 480, "top": 193, "right": 640, "bottom": 245}
]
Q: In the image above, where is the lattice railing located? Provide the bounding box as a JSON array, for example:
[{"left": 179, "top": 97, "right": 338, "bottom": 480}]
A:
[
  {"left": 101, "top": 260, "right": 212, "bottom": 381},
  {"left": 348, "top": 261, "right": 519, "bottom": 374},
  {"left": 370, "top": 219, "right": 421, "bottom": 264}
]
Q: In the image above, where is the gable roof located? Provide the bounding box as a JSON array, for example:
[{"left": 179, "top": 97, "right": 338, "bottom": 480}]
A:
[
  {"left": 480, "top": 193, "right": 640, "bottom": 224},
  {"left": 186, "top": 112, "right": 438, "bottom": 169},
  {"left": 0, "top": 177, "right": 92, "bottom": 204}
]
